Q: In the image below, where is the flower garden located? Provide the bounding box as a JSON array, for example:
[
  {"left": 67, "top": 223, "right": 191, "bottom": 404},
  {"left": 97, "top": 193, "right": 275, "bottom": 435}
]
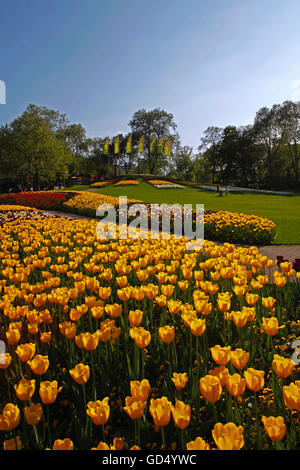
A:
[
  {"left": 0, "top": 191, "right": 276, "bottom": 245},
  {"left": 0, "top": 201, "right": 299, "bottom": 451}
]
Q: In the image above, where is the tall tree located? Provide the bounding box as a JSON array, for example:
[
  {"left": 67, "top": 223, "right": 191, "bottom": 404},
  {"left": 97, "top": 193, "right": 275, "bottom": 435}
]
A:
[
  {"left": 2, "top": 108, "right": 71, "bottom": 190},
  {"left": 253, "top": 104, "right": 291, "bottom": 185},
  {"left": 58, "top": 123, "right": 89, "bottom": 173},
  {"left": 170, "top": 144, "right": 195, "bottom": 181},
  {"left": 129, "top": 108, "right": 179, "bottom": 174},
  {"left": 198, "top": 126, "right": 223, "bottom": 183},
  {"left": 281, "top": 100, "right": 300, "bottom": 186}
]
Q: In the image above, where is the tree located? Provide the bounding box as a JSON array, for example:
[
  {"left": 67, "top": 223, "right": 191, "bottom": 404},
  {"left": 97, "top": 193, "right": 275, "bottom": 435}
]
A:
[
  {"left": 23, "top": 104, "right": 70, "bottom": 134},
  {"left": 129, "top": 108, "right": 179, "bottom": 174},
  {"left": 280, "top": 100, "right": 300, "bottom": 187},
  {"left": 84, "top": 137, "right": 110, "bottom": 179},
  {"left": 1, "top": 108, "right": 71, "bottom": 190},
  {"left": 253, "top": 104, "right": 291, "bottom": 186},
  {"left": 198, "top": 126, "right": 223, "bottom": 183},
  {"left": 170, "top": 145, "right": 195, "bottom": 181},
  {"left": 58, "top": 123, "right": 89, "bottom": 174},
  {"left": 217, "top": 126, "right": 241, "bottom": 184}
]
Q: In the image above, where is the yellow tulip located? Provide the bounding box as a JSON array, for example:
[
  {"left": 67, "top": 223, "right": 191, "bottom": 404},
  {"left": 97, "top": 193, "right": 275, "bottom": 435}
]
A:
[
  {"left": 261, "top": 416, "right": 286, "bottom": 441},
  {"left": 210, "top": 345, "right": 231, "bottom": 366},
  {"left": 0, "top": 403, "right": 20, "bottom": 431},
  {"left": 149, "top": 397, "right": 172, "bottom": 427},
  {"left": 24, "top": 402, "right": 43, "bottom": 426},
  {"left": 130, "top": 379, "right": 151, "bottom": 401},
  {"left": 283, "top": 381, "right": 300, "bottom": 411},
  {"left": 15, "top": 343, "right": 36, "bottom": 362},
  {"left": 14, "top": 379, "right": 36, "bottom": 401},
  {"left": 272, "top": 354, "right": 295, "bottom": 378},
  {"left": 3, "top": 435, "right": 22, "bottom": 450},
  {"left": 124, "top": 396, "right": 146, "bottom": 420},
  {"left": 69, "top": 363, "right": 90, "bottom": 385},
  {"left": 52, "top": 438, "right": 74, "bottom": 450},
  {"left": 200, "top": 375, "right": 222, "bottom": 404},
  {"left": 158, "top": 325, "right": 175, "bottom": 344},
  {"left": 130, "top": 327, "right": 151, "bottom": 349},
  {"left": 230, "top": 349, "right": 250, "bottom": 370},
  {"left": 244, "top": 368, "right": 265, "bottom": 392},
  {"left": 208, "top": 365, "right": 230, "bottom": 387},
  {"left": 189, "top": 318, "right": 206, "bottom": 336},
  {"left": 171, "top": 400, "right": 191, "bottom": 430},
  {"left": 28, "top": 355, "right": 49, "bottom": 375},
  {"left": 212, "top": 422, "right": 244, "bottom": 450},
  {"left": 0, "top": 353, "right": 12, "bottom": 369},
  {"left": 128, "top": 309, "right": 143, "bottom": 327},
  {"left": 39, "top": 380, "right": 62, "bottom": 404},
  {"left": 186, "top": 437, "right": 210, "bottom": 450},
  {"left": 225, "top": 374, "right": 246, "bottom": 398},
  {"left": 172, "top": 372, "right": 188, "bottom": 391},
  {"left": 261, "top": 317, "right": 281, "bottom": 336},
  {"left": 245, "top": 293, "right": 259, "bottom": 306},
  {"left": 261, "top": 297, "right": 276, "bottom": 310},
  {"left": 86, "top": 398, "right": 110, "bottom": 425}
]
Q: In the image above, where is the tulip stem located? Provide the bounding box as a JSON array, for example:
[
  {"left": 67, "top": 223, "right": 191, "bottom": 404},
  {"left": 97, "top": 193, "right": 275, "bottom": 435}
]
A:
[
  {"left": 189, "top": 331, "right": 193, "bottom": 377},
  {"left": 167, "top": 344, "right": 171, "bottom": 376},
  {"left": 102, "top": 424, "right": 106, "bottom": 442},
  {"left": 180, "top": 429, "right": 185, "bottom": 450},
  {"left": 161, "top": 426, "right": 166, "bottom": 449},
  {"left": 141, "top": 349, "right": 145, "bottom": 379},
  {"left": 91, "top": 350, "right": 96, "bottom": 401},
  {"left": 254, "top": 392, "right": 262, "bottom": 450},
  {"left": 137, "top": 418, "right": 141, "bottom": 447},
  {"left": 33, "top": 424, "right": 41, "bottom": 450},
  {"left": 46, "top": 405, "right": 52, "bottom": 447}
]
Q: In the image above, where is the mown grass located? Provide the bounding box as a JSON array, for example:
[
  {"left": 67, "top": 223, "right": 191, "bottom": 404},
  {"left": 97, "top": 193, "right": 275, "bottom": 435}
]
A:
[{"left": 65, "top": 179, "right": 300, "bottom": 245}]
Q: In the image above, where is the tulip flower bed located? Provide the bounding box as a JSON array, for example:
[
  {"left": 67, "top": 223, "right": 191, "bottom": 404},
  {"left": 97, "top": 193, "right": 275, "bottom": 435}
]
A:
[
  {"left": 0, "top": 212, "right": 299, "bottom": 451},
  {"left": 0, "top": 191, "right": 69, "bottom": 209},
  {"left": 0, "top": 206, "right": 61, "bottom": 228},
  {"left": 114, "top": 180, "right": 139, "bottom": 186},
  {"left": 203, "top": 210, "right": 276, "bottom": 245},
  {"left": 0, "top": 191, "right": 276, "bottom": 245},
  {"left": 90, "top": 180, "right": 116, "bottom": 188}
]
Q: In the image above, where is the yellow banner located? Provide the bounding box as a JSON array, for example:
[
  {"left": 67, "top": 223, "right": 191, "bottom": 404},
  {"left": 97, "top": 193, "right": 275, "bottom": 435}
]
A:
[
  {"left": 138, "top": 135, "right": 144, "bottom": 153},
  {"left": 103, "top": 137, "right": 109, "bottom": 155},
  {"left": 164, "top": 139, "right": 172, "bottom": 156},
  {"left": 150, "top": 135, "right": 156, "bottom": 153},
  {"left": 114, "top": 136, "right": 119, "bottom": 154},
  {"left": 126, "top": 135, "right": 132, "bottom": 154},
  {"left": 158, "top": 136, "right": 164, "bottom": 154}
]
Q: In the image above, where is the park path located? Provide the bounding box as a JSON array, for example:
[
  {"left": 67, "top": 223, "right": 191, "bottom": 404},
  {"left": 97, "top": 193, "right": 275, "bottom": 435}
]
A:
[{"left": 43, "top": 209, "right": 300, "bottom": 267}]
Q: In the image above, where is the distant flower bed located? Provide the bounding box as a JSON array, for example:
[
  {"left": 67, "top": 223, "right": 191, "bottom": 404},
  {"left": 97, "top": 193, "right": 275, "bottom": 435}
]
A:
[
  {"left": 203, "top": 210, "right": 276, "bottom": 245},
  {"left": 0, "top": 191, "right": 68, "bottom": 209},
  {"left": 61, "top": 191, "right": 142, "bottom": 217},
  {"left": 147, "top": 180, "right": 184, "bottom": 189},
  {"left": 0, "top": 191, "right": 142, "bottom": 216},
  {"left": 148, "top": 180, "right": 174, "bottom": 185},
  {"left": 90, "top": 180, "right": 115, "bottom": 187},
  {"left": 114, "top": 180, "right": 139, "bottom": 186}
]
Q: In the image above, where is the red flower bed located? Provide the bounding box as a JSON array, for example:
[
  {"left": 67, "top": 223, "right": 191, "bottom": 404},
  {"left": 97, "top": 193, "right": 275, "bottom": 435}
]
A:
[{"left": 0, "top": 191, "right": 68, "bottom": 209}]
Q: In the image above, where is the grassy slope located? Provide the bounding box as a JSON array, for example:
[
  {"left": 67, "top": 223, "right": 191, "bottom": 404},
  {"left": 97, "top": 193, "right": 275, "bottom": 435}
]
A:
[{"left": 66, "top": 179, "right": 300, "bottom": 244}]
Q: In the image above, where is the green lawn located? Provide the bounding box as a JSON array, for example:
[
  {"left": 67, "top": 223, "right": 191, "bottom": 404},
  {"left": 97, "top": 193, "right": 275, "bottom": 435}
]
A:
[{"left": 66, "top": 179, "right": 300, "bottom": 244}]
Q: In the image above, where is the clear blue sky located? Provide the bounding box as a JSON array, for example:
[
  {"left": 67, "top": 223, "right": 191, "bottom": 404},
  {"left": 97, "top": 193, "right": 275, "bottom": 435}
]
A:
[{"left": 1, "top": 0, "right": 300, "bottom": 152}]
